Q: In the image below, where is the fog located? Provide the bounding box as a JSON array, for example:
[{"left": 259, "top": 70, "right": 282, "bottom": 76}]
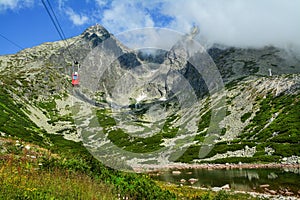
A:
[
  {"left": 100, "top": 0, "right": 300, "bottom": 53},
  {"left": 163, "top": 0, "right": 300, "bottom": 50}
]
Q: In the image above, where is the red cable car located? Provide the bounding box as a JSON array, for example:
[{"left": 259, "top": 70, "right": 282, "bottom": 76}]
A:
[
  {"left": 72, "top": 71, "right": 79, "bottom": 86},
  {"left": 72, "top": 61, "right": 80, "bottom": 86}
]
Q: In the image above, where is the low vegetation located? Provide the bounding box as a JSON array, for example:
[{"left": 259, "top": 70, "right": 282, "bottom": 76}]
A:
[
  {"left": 0, "top": 140, "right": 115, "bottom": 200},
  {"left": 0, "top": 87, "right": 175, "bottom": 199},
  {"left": 240, "top": 112, "right": 251, "bottom": 123},
  {"left": 239, "top": 93, "right": 300, "bottom": 158},
  {"left": 97, "top": 108, "right": 180, "bottom": 153},
  {"left": 0, "top": 136, "right": 175, "bottom": 199},
  {"left": 176, "top": 90, "right": 300, "bottom": 163}
]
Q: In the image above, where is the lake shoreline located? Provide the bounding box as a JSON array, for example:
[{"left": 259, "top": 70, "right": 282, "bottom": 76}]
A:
[
  {"left": 147, "top": 163, "right": 300, "bottom": 199},
  {"left": 133, "top": 163, "right": 300, "bottom": 173}
]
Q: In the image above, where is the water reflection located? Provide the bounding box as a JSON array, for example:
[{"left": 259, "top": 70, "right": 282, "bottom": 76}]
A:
[{"left": 151, "top": 168, "right": 300, "bottom": 193}]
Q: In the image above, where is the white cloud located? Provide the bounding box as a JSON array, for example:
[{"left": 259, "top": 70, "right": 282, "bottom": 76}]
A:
[
  {"left": 0, "top": 0, "right": 17, "bottom": 9},
  {"left": 95, "top": 0, "right": 107, "bottom": 7},
  {"left": 57, "top": 1, "right": 90, "bottom": 26},
  {"left": 58, "top": 0, "right": 68, "bottom": 11},
  {"left": 93, "top": 0, "right": 300, "bottom": 51},
  {"left": 99, "top": 0, "right": 155, "bottom": 33},
  {"left": 160, "top": 0, "right": 300, "bottom": 49},
  {"left": 116, "top": 28, "right": 182, "bottom": 50},
  {"left": 0, "top": 0, "right": 33, "bottom": 12},
  {"left": 65, "top": 8, "right": 89, "bottom": 26}
]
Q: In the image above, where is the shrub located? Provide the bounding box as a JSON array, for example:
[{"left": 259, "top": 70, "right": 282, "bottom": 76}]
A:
[{"left": 241, "top": 112, "right": 251, "bottom": 123}]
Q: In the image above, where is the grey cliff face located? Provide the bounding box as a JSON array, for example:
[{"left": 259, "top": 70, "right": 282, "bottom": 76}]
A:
[
  {"left": 0, "top": 25, "right": 299, "bottom": 161},
  {"left": 1, "top": 24, "right": 299, "bottom": 105},
  {"left": 208, "top": 45, "right": 300, "bottom": 82}
]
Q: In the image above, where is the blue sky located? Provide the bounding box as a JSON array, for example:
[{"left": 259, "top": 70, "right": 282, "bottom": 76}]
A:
[
  {"left": 0, "top": 0, "right": 103, "bottom": 55},
  {"left": 1, "top": 0, "right": 300, "bottom": 55}
]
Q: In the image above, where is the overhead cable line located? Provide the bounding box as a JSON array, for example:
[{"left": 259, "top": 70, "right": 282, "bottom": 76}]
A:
[
  {"left": 0, "top": 33, "right": 24, "bottom": 51},
  {"left": 45, "top": 0, "right": 68, "bottom": 44},
  {"left": 41, "top": 0, "right": 76, "bottom": 63}
]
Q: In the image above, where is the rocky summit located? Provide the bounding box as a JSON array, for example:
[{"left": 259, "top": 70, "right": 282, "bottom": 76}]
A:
[{"left": 0, "top": 24, "right": 299, "bottom": 168}]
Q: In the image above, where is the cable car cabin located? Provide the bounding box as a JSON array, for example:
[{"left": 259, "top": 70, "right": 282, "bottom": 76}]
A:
[{"left": 72, "top": 72, "right": 79, "bottom": 86}]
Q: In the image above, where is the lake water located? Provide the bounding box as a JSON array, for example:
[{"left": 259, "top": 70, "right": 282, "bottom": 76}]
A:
[{"left": 151, "top": 167, "right": 300, "bottom": 194}]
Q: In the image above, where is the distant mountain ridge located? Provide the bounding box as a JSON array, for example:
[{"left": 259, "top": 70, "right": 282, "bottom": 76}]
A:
[{"left": 0, "top": 24, "right": 299, "bottom": 165}]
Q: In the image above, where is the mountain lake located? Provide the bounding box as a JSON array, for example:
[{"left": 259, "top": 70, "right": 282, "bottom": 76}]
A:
[{"left": 150, "top": 167, "right": 300, "bottom": 194}]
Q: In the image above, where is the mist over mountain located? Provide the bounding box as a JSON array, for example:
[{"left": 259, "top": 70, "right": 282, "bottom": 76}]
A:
[{"left": 98, "top": 0, "right": 300, "bottom": 57}]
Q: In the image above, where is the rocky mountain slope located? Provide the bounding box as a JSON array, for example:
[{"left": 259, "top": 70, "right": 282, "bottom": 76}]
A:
[{"left": 0, "top": 24, "right": 299, "bottom": 168}]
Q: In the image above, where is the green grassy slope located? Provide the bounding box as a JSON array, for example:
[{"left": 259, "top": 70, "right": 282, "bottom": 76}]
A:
[{"left": 0, "top": 86, "right": 175, "bottom": 199}]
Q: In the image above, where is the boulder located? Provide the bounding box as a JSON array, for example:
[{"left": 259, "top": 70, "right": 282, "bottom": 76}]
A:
[
  {"left": 212, "top": 187, "right": 222, "bottom": 192},
  {"left": 260, "top": 184, "right": 270, "bottom": 188},
  {"left": 172, "top": 171, "right": 181, "bottom": 175},
  {"left": 188, "top": 178, "right": 198, "bottom": 184},
  {"left": 268, "top": 190, "right": 277, "bottom": 195},
  {"left": 285, "top": 191, "right": 294, "bottom": 196},
  {"left": 180, "top": 179, "right": 186, "bottom": 183},
  {"left": 264, "top": 188, "right": 277, "bottom": 195},
  {"left": 221, "top": 184, "right": 230, "bottom": 190}
]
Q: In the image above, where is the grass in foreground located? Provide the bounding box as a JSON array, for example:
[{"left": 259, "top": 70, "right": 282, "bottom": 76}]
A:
[
  {"left": 0, "top": 137, "right": 175, "bottom": 199},
  {"left": 0, "top": 138, "right": 116, "bottom": 200}
]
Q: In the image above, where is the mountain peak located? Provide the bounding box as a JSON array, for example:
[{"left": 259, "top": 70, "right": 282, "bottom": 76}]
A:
[
  {"left": 83, "top": 23, "right": 107, "bottom": 33},
  {"left": 82, "top": 24, "right": 111, "bottom": 46}
]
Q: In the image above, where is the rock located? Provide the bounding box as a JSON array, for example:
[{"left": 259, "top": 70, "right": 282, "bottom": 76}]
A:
[
  {"left": 268, "top": 190, "right": 277, "bottom": 195},
  {"left": 180, "top": 179, "right": 186, "bottom": 183},
  {"left": 285, "top": 191, "right": 294, "bottom": 196},
  {"left": 221, "top": 184, "right": 230, "bottom": 190},
  {"left": 264, "top": 188, "right": 277, "bottom": 195},
  {"left": 212, "top": 187, "right": 222, "bottom": 192},
  {"left": 172, "top": 171, "right": 181, "bottom": 175},
  {"left": 16, "top": 80, "right": 22, "bottom": 86},
  {"left": 281, "top": 156, "right": 300, "bottom": 164},
  {"left": 264, "top": 147, "right": 275, "bottom": 155},
  {"left": 278, "top": 190, "right": 285, "bottom": 194},
  {"left": 260, "top": 184, "right": 270, "bottom": 188},
  {"left": 25, "top": 145, "right": 31, "bottom": 150},
  {"left": 188, "top": 178, "right": 198, "bottom": 184},
  {"left": 282, "top": 157, "right": 288, "bottom": 161}
]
